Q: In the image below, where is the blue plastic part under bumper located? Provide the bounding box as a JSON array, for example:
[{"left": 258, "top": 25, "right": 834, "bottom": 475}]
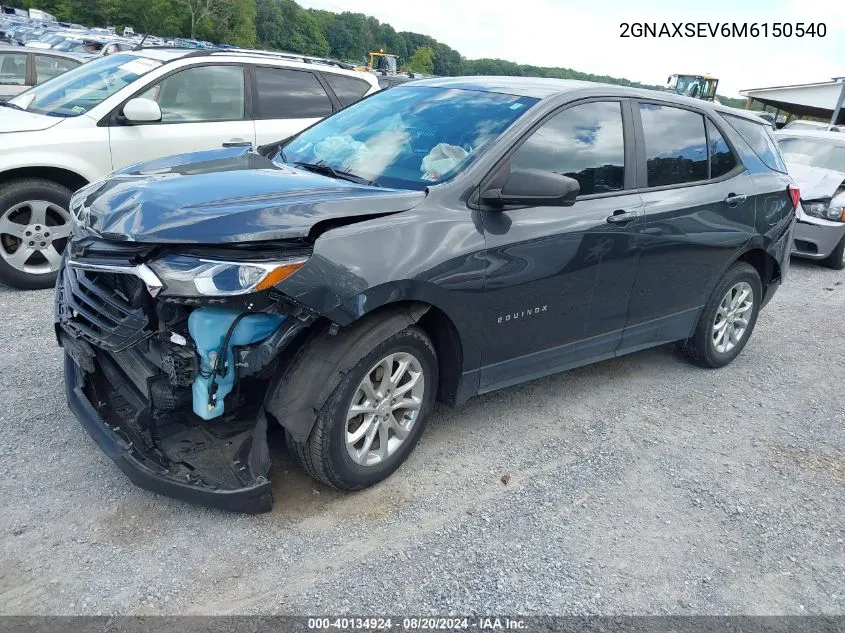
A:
[{"left": 64, "top": 353, "right": 273, "bottom": 514}]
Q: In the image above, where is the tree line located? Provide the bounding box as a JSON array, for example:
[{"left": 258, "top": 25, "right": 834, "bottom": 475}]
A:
[{"left": 7, "top": 0, "right": 744, "bottom": 106}]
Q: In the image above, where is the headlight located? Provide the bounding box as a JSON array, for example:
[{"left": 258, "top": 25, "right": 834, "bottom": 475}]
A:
[
  {"left": 149, "top": 254, "right": 308, "bottom": 297},
  {"left": 803, "top": 199, "right": 845, "bottom": 221}
]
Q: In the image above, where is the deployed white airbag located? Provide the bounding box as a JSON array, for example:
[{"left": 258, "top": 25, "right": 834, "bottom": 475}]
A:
[{"left": 421, "top": 143, "right": 470, "bottom": 182}]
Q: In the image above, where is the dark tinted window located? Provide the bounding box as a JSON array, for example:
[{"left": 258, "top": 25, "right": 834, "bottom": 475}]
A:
[
  {"left": 706, "top": 119, "right": 737, "bottom": 178},
  {"left": 510, "top": 101, "right": 625, "bottom": 196},
  {"left": 640, "top": 103, "right": 707, "bottom": 187},
  {"left": 254, "top": 66, "right": 332, "bottom": 119},
  {"left": 723, "top": 114, "right": 787, "bottom": 173},
  {"left": 323, "top": 72, "right": 370, "bottom": 107}
]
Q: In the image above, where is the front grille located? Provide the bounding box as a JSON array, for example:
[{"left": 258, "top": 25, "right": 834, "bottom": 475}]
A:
[
  {"left": 59, "top": 265, "right": 151, "bottom": 352},
  {"left": 99, "top": 271, "right": 146, "bottom": 304}
]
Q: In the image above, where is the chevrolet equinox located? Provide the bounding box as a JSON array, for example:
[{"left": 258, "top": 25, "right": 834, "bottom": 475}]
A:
[{"left": 56, "top": 77, "right": 797, "bottom": 512}]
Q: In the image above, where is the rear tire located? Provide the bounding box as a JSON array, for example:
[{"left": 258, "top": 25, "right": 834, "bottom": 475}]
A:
[
  {"left": 0, "top": 179, "right": 74, "bottom": 290},
  {"left": 290, "top": 326, "right": 438, "bottom": 491},
  {"left": 680, "top": 262, "right": 761, "bottom": 368},
  {"left": 821, "top": 234, "right": 845, "bottom": 270}
]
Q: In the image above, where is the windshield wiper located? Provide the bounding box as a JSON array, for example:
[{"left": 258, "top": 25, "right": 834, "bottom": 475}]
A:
[
  {"left": 292, "top": 161, "right": 379, "bottom": 187},
  {"left": 0, "top": 101, "right": 24, "bottom": 111}
]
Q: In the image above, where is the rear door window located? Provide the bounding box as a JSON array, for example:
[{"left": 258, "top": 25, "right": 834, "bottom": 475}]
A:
[
  {"left": 0, "top": 52, "right": 27, "bottom": 85},
  {"left": 253, "top": 66, "right": 333, "bottom": 119},
  {"left": 639, "top": 103, "right": 708, "bottom": 187},
  {"left": 323, "top": 72, "right": 371, "bottom": 107},
  {"left": 723, "top": 114, "right": 787, "bottom": 173}
]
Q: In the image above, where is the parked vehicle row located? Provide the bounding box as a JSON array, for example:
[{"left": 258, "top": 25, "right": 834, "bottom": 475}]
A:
[
  {"left": 1, "top": 13, "right": 207, "bottom": 50},
  {"left": 53, "top": 77, "right": 797, "bottom": 512}
]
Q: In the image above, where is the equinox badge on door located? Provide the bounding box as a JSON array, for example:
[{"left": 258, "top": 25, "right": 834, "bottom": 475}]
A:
[{"left": 497, "top": 305, "right": 548, "bottom": 324}]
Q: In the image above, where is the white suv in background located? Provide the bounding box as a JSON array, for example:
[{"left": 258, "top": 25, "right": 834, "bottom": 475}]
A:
[{"left": 0, "top": 48, "right": 380, "bottom": 288}]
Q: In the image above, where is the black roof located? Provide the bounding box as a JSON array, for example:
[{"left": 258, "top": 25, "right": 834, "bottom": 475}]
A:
[
  {"left": 408, "top": 75, "right": 770, "bottom": 125},
  {"left": 409, "top": 76, "right": 598, "bottom": 99}
]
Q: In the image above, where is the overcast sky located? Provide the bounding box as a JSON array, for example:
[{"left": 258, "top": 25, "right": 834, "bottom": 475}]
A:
[{"left": 297, "top": 0, "right": 844, "bottom": 97}]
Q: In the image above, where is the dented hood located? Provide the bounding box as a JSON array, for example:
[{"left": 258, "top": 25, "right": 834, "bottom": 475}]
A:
[
  {"left": 72, "top": 147, "right": 426, "bottom": 243},
  {"left": 786, "top": 161, "right": 845, "bottom": 201}
]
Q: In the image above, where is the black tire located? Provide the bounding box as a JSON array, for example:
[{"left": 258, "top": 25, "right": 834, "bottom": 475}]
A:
[
  {"left": 0, "top": 179, "right": 74, "bottom": 290},
  {"left": 291, "top": 326, "right": 438, "bottom": 491},
  {"left": 680, "top": 261, "right": 762, "bottom": 369},
  {"left": 821, "top": 235, "right": 845, "bottom": 270}
]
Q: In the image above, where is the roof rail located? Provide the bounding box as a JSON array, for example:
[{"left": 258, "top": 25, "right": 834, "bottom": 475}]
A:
[
  {"left": 132, "top": 45, "right": 357, "bottom": 70},
  {"left": 206, "top": 47, "right": 356, "bottom": 70}
]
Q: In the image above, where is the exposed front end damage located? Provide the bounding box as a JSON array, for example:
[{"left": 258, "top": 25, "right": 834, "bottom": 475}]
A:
[
  {"left": 55, "top": 251, "right": 317, "bottom": 513},
  {"left": 55, "top": 146, "right": 431, "bottom": 512}
]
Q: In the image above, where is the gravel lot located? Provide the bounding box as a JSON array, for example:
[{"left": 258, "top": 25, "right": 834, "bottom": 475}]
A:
[{"left": 0, "top": 260, "right": 843, "bottom": 616}]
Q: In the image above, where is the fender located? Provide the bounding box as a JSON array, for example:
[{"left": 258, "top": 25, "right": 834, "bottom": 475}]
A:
[
  {"left": 285, "top": 276, "right": 482, "bottom": 378},
  {"left": 0, "top": 150, "right": 105, "bottom": 185},
  {"left": 265, "top": 302, "right": 430, "bottom": 441}
]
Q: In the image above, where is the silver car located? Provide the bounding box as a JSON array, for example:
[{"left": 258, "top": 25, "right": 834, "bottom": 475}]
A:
[
  {"left": 0, "top": 45, "right": 84, "bottom": 101},
  {"left": 776, "top": 129, "right": 845, "bottom": 269}
]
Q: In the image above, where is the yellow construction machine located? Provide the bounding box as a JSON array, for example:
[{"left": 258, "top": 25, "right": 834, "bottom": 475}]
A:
[
  {"left": 666, "top": 74, "right": 720, "bottom": 102},
  {"left": 356, "top": 50, "right": 400, "bottom": 74}
]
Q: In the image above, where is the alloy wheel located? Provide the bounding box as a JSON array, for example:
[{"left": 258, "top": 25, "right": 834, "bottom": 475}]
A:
[
  {"left": 712, "top": 281, "right": 754, "bottom": 354},
  {"left": 0, "top": 200, "right": 72, "bottom": 276},
  {"left": 345, "top": 351, "right": 425, "bottom": 467}
]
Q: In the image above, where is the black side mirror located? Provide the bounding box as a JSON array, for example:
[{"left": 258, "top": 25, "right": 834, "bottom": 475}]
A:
[{"left": 482, "top": 169, "right": 580, "bottom": 207}]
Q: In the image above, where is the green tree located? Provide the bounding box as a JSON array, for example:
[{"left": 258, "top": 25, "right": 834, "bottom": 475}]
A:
[
  {"left": 197, "top": 0, "right": 256, "bottom": 45},
  {"left": 325, "top": 14, "right": 359, "bottom": 59},
  {"left": 432, "top": 42, "right": 461, "bottom": 75},
  {"left": 407, "top": 46, "right": 434, "bottom": 74},
  {"left": 5, "top": 0, "right": 743, "bottom": 104},
  {"left": 174, "top": 0, "right": 218, "bottom": 38}
]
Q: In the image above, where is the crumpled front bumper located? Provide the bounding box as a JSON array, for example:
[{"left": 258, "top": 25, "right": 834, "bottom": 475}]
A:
[
  {"left": 792, "top": 217, "right": 845, "bottom": 260},
  {"left": 64, "top": 353, "right": 274, "bottom": 514}
]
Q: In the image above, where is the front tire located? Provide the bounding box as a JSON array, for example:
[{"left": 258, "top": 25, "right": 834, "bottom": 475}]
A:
[
  {"left": 0, "top": 179, "right": 74, "bottom": 290},
  {"left": 290, "top": 326, "right": 438, "bottom": 491},
  {"left": 680, "top": 262, "right": 761, "bottom": 368}
]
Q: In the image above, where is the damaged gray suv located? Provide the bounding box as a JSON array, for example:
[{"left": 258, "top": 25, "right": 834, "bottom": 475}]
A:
[{"left": 56, "top": 78, "right": 796, "bottom": 512}]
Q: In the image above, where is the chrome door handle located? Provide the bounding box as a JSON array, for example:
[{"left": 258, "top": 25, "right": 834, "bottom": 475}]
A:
[
  {"left": 724, "top": 193, "right": 747, "bottom": 207},
  {"left": 606, "top": 209, "right": 639, "bottom": 224}
]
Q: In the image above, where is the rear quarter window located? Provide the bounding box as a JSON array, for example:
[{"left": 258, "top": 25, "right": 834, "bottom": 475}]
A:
[
  {"left": 723, "top": 113, "right": 787, "bottom": 173},
  {"left": 323, "top": 72, "right": 371, "bottom": 107},
  {"left": 253, "top": 66, "right": 333, "bottom": 119}
]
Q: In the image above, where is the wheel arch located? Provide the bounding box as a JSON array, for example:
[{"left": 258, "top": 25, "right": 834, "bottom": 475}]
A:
[
  {"left": 0, "top": 166, "right": 89, "bottom": 193},
  {"left": 353, "top": 299, "right": 465, "bottom": 407},
  {"left": 266, "top": 298, "right": 465, "bottom": 442},
  {"left": 325, "top": 281, "right": 471, "bottom": 406},
  {"left": 735, "top": 248, "right": 780, "bottom": 287}
]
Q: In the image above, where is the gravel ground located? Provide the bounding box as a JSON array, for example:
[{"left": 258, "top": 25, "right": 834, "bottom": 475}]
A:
[{"left": 0, "top": 260, "right": 843, "bottom": 616}]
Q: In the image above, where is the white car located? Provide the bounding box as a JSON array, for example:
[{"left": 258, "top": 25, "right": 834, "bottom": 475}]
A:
[
  {"left": 782, "top": 119, "right": 843, "bottom": 133},
  {"left": 775, "top": 129, "right": 845, "bottom": 269},
  {"left": 0, "top": 48, "right": 380, "bottom": 288}
]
